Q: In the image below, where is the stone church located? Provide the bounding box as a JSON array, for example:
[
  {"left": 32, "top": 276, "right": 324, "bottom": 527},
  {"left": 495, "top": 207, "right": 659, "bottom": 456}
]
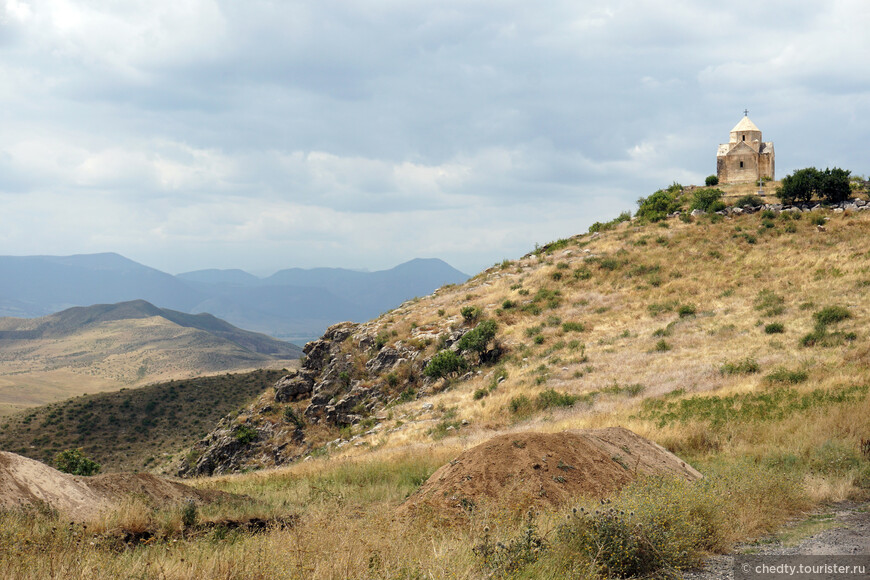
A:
[{"left": 716, "top": 113, "right": 774, "bottom": 184}]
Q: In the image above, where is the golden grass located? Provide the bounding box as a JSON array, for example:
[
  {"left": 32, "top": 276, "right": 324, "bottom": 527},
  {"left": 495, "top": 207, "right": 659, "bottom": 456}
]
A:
[{"left": 3, "top": 207, "right": 870, "bottom": 577}]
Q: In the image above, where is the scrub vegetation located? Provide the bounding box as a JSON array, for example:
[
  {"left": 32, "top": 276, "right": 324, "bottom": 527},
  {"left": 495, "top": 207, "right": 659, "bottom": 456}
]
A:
[{"left": 2, "top": 191, "right": 870, "bottom": 578}]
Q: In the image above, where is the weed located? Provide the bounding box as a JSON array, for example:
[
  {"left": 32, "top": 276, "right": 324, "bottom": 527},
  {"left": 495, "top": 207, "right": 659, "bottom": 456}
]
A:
[
  {"left": 720, "top": 358, "right": 760, "bottom": 375},
  {"left": 678, "top": 304, "right": 697, "bottom": 318},
  {"left": 654, "top": 339, "right": 671, "bottom": 352},
  {"left": 764, "top": 322, "right": 785, "bottom": 334}
]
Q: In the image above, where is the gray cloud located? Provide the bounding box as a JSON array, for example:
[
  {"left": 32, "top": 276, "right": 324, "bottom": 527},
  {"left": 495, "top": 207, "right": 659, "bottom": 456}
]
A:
[{"left": 1, "top": 0, "right": 868, "bottom": 276}]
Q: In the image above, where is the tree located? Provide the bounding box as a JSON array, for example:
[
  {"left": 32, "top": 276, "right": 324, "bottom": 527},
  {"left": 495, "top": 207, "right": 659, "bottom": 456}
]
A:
[
  {"left": 635, "top": 183, "right": 684, "bottom": 222},
  {"left": 457, "top": 320, "right": 497, "bottom": 356},
  {"left": 705, "top": 175, "right": 719, "bottom": 186},
  {"left": 818, "top": 167, "right": 851, "bottom": 204},
  {"left": 777, "top": 167, "right": 851, "bottom": 205},
  {"left": 423, "top": 350, "right": 467, "bottom": 379},
  {"left": 54, "top": 448, "right": 101, "bottom": 476},
  {"left": 690, "top": 188, "right": 725, "bottom": 212}
]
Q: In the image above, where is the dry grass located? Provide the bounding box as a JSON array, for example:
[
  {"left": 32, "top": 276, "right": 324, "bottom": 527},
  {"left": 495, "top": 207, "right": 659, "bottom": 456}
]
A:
[{"left": 3, "top": 206, "right": 870, "bottom": 577}]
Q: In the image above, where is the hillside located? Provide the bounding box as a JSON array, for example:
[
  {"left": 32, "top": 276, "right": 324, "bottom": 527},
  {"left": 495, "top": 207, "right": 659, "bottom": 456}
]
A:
[
  {"left": 0, "top": 300, "right": 300, "bottom": 413},
  {"left": 177, "top": 198, "right": 870, "bottom": 481},
  {"left": 4, "top": 198, "right": 870, "bottom": 578},
  {"left": 0, "top": 369, "right": 288, "bottom": 472}
]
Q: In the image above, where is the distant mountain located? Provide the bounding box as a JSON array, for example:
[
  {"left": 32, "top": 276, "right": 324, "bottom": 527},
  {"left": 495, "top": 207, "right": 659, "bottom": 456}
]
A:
[
  {"left": 190, "top": 258, "right": 470, "bottom": 342},
  {"left": 0, "top": 254, "right": 470, "bottom": 343},
  {"left": 0, "top": 253, "right": 204, "bottom": 317},
  {"left": 0, "top": 300, "right": 301, "bottom": 411},
  {"left": 176, "top": 269, "right": 261, "bottom": 287}
]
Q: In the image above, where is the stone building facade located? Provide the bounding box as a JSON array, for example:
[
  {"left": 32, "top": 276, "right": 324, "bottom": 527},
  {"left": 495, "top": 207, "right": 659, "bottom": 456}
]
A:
[{"left": 716, "top": 114, "right": 774, "bottom": 184}]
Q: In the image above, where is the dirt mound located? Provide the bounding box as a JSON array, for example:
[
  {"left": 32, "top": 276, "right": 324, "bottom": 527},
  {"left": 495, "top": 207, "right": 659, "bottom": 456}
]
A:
[
  {"left": 0, "top": 451, "right": 110, "bottom": 519},
  {"left": 0, "top": 451, "right": 228, "bottom": 521},
  {"left": 399, "top": 427, "right": 701, "bottom": 518}
]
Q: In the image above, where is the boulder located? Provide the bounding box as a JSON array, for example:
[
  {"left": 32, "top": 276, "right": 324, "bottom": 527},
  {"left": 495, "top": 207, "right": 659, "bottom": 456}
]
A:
[
  {"left": 274, "top": 371, "right": 315, "bottom": 402},
  {"left": 366, "top": 347, "right": 404, "bottom": 375}
]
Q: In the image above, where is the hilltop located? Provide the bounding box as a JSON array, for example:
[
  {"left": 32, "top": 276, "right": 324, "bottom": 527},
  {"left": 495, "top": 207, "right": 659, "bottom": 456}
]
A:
[
  {"left": 178, "top": 196, "right": 870, "bottom": 480},
  {"left": 0, "top": 300, "right": 300, "bottom": 413}
]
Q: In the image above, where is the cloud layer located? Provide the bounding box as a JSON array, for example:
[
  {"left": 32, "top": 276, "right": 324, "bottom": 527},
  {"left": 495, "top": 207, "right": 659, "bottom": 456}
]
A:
[{"left": 1, "top": 0, "right": 869, "bottom": 274}]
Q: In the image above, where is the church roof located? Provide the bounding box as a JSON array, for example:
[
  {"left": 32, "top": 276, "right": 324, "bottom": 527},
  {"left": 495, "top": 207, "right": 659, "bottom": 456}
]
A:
[{"left": 731, "top": 116, "right": 760, "bottom": 133}]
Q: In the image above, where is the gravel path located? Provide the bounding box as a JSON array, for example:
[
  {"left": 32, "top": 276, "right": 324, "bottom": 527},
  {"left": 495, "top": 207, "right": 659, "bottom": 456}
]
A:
[{"left": 682, "top": 501, "right": 870, "bottom": 580}]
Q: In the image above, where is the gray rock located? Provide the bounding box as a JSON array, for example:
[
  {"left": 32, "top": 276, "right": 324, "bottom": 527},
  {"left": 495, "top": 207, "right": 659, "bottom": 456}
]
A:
[
  {"left": 366, "top": 347, "right": 404, "bottom": 375},
  {"left": 690, "top": 209, "right": 705, "bottom": 216},
  {"left": 274, "top": 371, "right": 315, "bottom": 402}
]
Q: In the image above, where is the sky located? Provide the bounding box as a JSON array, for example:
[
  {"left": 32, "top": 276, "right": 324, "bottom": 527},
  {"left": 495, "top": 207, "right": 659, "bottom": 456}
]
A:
[{"left": 1, "top": 1, "right": 869, "bottom": 276}]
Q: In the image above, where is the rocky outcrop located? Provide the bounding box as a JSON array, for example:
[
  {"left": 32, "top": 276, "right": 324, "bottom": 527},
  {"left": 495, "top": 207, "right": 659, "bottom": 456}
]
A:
[{"left": 177, "top": 318, "right": 488, "bottom": 476}]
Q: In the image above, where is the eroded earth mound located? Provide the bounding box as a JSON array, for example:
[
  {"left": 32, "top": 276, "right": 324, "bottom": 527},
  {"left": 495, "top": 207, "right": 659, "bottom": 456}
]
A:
[
  {"left": 399, "top": 427, "right": 701, "bottom": 517},
  {"left": 0, "top": 451, "right": 226, "bottom": 520}
]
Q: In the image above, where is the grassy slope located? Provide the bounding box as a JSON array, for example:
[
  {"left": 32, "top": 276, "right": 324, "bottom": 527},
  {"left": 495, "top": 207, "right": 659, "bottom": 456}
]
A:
[
  {"left": 0, "top": 368, "right": 292, "bottom": 472},
  {"left": 3, "top": 204, "right": 870, "bottom": 578},
  {"left": 0, "top": 314, "right": 298, "bottom": 413}
]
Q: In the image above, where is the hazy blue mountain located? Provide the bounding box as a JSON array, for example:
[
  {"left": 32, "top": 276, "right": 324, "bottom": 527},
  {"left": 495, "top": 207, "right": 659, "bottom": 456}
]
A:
[
  {"left": 0, "top": 254, "right": 469, "bottom": 343},
  {"left": 176, "top": 269, "right": 261, "bottom": 287},
  {"left": 0, "top": 253, "right": 204, "bottom": 317}
]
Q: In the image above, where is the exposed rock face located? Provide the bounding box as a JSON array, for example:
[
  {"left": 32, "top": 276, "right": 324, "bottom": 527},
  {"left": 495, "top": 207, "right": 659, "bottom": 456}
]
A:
[
  {"left": 177, "top": 319, "right": 485, "bottom": 477},
  {"left": 273, "top": 371, "right": 315, "bottom": 402}
]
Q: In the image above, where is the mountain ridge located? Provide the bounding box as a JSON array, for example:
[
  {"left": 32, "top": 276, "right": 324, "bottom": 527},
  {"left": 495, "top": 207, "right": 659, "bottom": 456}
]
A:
[
  {"left": 0, "top": 300, "right": 301, "bottom": 412},
  {"left": 0, "top": 255, "right": 469, "bottom": 342}
]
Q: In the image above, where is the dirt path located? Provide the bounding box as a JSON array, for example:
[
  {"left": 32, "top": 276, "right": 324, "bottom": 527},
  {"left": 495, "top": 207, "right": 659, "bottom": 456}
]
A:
[{"left": 684, "top": 501, "right": 870, "bottom": 579}]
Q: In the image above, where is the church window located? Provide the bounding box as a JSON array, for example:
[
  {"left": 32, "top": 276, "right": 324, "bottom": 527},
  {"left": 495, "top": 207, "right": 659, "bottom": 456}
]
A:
[
  {"left": 742, "top": 135, "right": 746, "bottom": 141},
  {"left": 740, "top": 161, "right": 744, "bottom": 168}
]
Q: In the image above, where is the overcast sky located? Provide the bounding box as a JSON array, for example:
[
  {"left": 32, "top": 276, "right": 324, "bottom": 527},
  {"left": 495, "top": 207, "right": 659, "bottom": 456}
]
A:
[{"left": 1, "top": 1, "right": 868, "bottom": 276}]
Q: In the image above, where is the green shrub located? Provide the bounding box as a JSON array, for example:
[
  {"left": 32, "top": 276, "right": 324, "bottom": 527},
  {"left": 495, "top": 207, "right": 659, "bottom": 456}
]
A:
[
  {"left": 764, "top": 322, "right": 785, "bottom": 334},
  {"left": 777, "top": 167, "right": 851, "bottom": 205},
  {"left": 458, "top": 320, "right": 498, "bottom": 355},
  {"left": 508, "top": 395, "right": 532, "bottom": 414},
  {"left": 678, "top": 304, "right": 696, "bottom": 318},
  {"left": 181, "top": 500, "right": 198, "bottom": 528},
  {"left": 588, "top": 211, "right": 631, "bottom": 234},
  {"left": 536, "top": 389, "right": 578, "bottom": 409},
  {"left": 654, "top": 339, "right": 671, "bottom": 352},
  {"left": 460, "top": 306, "right": 482, "bottom": 323},
  {"left": 636, "top": 183, "right": 684, "bottom": 222},
  {"left": 690, "top": 188, "right": 725, "bottom": 212},
  {"left": 764, "top": 367, "right": 808, "bottom": 385},
  {"left": 755, "top": 290, "right": 785, "bottom": 316},
  {"left": 813, "top": 306, "right": 851, "bottom": 326},
  {"left": 719, "top": 358, "right": 760, "bottom": 375},
  {"left": 647, "top": 300, "right": 678, "bottom": 317},
  {"left": 54, "top": 448, "right": 101, "bottom": 476},
  {"left": 705, "top": 175, "right": 719, "bottom": 186},
  {"left": 283, "top": 407, "right": 305, "bottom": 429},
  {"left": 561, "top": 321, "right": 585, "bottom": 333},
  {"left": 423, "top": 350, "right": 467, "bottom": 379},
  {"left": 234, "top": 424, "right": 258, "bottom": 444}
]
